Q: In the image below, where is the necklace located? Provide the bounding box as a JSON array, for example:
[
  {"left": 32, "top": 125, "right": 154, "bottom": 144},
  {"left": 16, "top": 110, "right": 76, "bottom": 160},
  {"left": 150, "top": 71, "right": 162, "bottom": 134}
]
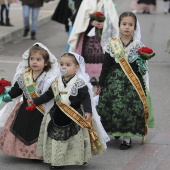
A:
[{"left": 120, "top": 37, "right": 133, "bottom": 48}]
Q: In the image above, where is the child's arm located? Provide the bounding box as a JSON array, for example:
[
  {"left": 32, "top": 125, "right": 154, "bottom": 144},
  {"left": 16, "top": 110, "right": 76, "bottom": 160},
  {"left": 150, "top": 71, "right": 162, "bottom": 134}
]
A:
[
  {"left": 79, "top": 85, "right": 92, "bottom": 122},
  {"left": 32, "top": 87, "right": 54, "bottom": 106},
  {"left": 3, "top": 82, "right": 23, "bottom": 102}
]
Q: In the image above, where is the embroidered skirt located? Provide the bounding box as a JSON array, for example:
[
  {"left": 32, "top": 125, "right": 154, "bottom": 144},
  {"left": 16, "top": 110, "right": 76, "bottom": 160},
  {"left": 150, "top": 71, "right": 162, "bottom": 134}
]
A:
[
  {"left": 97, "top": 66, "right": 146, "bottom": 137},
  {"left": 0, "top": 102, "right": 42, "bottom": 159}
]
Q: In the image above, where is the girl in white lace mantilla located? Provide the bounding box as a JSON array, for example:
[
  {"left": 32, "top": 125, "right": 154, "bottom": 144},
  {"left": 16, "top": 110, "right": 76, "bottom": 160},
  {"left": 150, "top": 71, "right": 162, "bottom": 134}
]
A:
[{"left": 0, "top": 43, "right": 59, "bottom": 159}]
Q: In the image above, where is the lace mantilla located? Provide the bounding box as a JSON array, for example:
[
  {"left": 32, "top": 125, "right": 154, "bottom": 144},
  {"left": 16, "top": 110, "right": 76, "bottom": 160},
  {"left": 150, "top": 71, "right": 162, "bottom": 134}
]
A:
[
  {"left": 17, "top": 72, "right": 47, "bottom": 99},
  {"left": 105, "top": 38, "right": 144, "bottom": 63}
]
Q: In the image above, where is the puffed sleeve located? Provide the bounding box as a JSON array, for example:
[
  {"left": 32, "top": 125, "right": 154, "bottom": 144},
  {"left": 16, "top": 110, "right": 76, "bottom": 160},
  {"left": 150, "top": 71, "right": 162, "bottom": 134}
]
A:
[
  {"left": 79, "top": 85, "right": 92, "bottom": 115},
  {"left": 98, "top": 52, "right": 115, "bottom": 87},
  {"left": 8, "top": 82, "right": 23, "bottom": 99}
]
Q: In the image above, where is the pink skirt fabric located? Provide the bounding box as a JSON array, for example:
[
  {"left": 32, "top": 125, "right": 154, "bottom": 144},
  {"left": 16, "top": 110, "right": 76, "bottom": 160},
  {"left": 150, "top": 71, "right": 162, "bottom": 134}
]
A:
[
  {"left": 85, "top": 63, "right": 102, "bottom": 77},
  {"left": 76, "top": 33, "right": 84, "bottom": 55},
  {"left": 0, "top": 102, "right": 42, "bottom": 159}
]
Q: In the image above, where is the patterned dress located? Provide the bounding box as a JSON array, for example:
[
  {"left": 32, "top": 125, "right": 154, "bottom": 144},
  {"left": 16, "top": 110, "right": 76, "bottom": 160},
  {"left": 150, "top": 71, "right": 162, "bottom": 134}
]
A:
[
  {"left": 0, "top": 71, "right": 48, "bottom": 159},
  {"left": 97, "top": 38, "right": 152, "bottom": 137}
]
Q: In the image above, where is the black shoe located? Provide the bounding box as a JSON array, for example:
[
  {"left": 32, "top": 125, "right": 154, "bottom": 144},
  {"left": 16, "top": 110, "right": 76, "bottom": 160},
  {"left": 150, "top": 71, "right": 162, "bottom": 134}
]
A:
[
  {"left": 142, "top": 10, "right": 146, "bottom": 14},
  {"left": 31, "top": 31, "right": 36, "bottom": 40},
  {"left": 83, "top": 162, "right": 87, "bottom": 165},
  {"left": 23, "top": 28, "right": 29, "bottom": 37},
  {"left": 114, "top": 136, "right": 120, "bottom": 139},
  {"left": 119, "top": 139, "right": 132, "bottom": 150},
  {"left": 31, "top": 159, "right": 42, "bottom": 163},
  {"left": 6, "top": 18, "right": 13, "bottom": 26},
  {"left": 50, "top": 166, "right": 64, "bottom": 169}
]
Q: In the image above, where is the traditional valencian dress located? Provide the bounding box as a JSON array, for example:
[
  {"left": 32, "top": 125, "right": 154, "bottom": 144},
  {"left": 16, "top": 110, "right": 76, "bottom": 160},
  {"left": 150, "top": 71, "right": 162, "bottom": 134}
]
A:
[
  {"left": 0, "top": 71, "right": 47, "bottom": 159},
  {"left": 97, "top": 38, "right": 154, "bottom": 141},
  {"left": 34, "top": 74, "right": 108, "bottom": 166},
  {"left": 32, "top": 52, "right": 109, "bottom": 167},
  {"left": 0, "top": 43, "right": 58, "bottom": 159}
]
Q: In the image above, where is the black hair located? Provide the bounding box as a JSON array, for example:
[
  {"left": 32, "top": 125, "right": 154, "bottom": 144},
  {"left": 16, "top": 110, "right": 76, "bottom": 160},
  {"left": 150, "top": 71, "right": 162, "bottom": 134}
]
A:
[
  {"left": 61, "top": 53, "right": 79, "bottom": 65},
  {"left": 28, "top": 44, "right": 52, "bottom": 71},
  {"left": 118, "top": 12, "right": 137, "bottom": 30}
]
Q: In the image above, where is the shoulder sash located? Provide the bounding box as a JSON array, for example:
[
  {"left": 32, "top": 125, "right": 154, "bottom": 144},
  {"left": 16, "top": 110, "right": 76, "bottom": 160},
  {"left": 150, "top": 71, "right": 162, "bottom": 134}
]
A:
[{"left": 23, "top": 70, "right": 45, "bottom": 114}]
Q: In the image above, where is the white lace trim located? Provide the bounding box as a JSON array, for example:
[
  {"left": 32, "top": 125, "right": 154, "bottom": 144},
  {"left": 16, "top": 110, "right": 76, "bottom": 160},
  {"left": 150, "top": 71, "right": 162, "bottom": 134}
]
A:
[
  {"left": 58, "top": 75, "right": 86, "bottom": 105},
  {"left": 105, "top": 38, "right": 144, "bottom": 63},
  {"left": 17, "top": 71, "right": 47, "bottom": 99}
]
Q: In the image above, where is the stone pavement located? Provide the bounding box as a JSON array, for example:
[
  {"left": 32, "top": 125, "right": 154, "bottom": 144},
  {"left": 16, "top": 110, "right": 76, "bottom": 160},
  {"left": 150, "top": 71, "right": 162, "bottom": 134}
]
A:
[{"left": 0, "top": 0, "right": 59, "bottom": 46}]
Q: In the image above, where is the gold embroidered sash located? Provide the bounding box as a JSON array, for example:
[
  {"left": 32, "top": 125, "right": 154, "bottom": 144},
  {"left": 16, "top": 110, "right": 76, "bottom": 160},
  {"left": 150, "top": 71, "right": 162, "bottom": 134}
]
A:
[
  {"left": 110, "top": 38, "right": 149, "bottom": 139},
  {"left": 51, "top": 78, "right": 102, "bottom": 153},
  {"left": 23, "top": 70, "right": 45, "bottom": 114}
]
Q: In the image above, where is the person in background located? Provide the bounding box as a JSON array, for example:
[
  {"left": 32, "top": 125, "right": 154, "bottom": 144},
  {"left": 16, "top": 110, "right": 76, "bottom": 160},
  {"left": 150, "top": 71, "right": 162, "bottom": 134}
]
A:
[
  {"left": 22, "top": 0, "right": 50, "bottom": 40},
  {"left": 0, "top": 0, "right": 16, "bottom": 26},
  {"left": 96, "top": 12, "right": 154, "bottom": 150},
  {"left": 163, "top": 0, "right": 170, "bottom": 14},
  {"left": 51, "top": 0, "right": 72, "bottom": 32},
  {"left": 68, "top": 0, "right": 118, "bottom": 86},
  {"left": 130, "top": 0, "right": 156, "bottom": 14}
]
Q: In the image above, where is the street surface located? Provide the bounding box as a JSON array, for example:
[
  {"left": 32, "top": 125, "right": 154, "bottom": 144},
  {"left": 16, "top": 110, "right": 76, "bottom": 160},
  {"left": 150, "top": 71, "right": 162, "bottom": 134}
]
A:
[{"left": 0, "top": 0, "right": 170, "bottom": 169}]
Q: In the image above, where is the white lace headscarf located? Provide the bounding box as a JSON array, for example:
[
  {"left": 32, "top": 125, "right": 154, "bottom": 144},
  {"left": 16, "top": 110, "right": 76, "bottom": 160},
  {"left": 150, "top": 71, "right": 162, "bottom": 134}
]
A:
[{"left": 67, "top": 52, "right": 110, "bottom": 149}]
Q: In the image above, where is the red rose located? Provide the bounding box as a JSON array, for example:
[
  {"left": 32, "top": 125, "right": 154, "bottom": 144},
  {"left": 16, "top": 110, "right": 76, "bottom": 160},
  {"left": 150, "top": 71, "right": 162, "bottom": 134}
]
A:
[
  {"left": 94, "top": 12, "right": 104, "bottom": 17},
  {"left": 26, "top": 104, "right": 36, "bottom": 111},
  {"left": 0, "top": 79, "right": 10, "bottom": 87},
  {"left": 137, "top": 47, "right": 153, "bottom": 55},
  {"left": 0, "top": 86, "right": 5, "bottom": 94}
]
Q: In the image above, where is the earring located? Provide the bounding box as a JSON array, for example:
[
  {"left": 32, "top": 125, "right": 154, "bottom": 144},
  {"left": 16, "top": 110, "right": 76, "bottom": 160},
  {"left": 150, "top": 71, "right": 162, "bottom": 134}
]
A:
[{"left": 131, "top": 32, "right": 134, "bottom": 37}]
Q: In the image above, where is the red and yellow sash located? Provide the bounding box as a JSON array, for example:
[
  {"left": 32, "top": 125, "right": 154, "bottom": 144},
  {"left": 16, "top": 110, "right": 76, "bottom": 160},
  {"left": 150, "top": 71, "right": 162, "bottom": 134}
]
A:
[
  {"left": 110, "top": 38, "right": 149, "bottom": 143},
  {"left": 51, "top": 78, "right": 102, "bottom": 153},
  {"left": 23, "top": 70, "right": 45, "bottom": 114}
]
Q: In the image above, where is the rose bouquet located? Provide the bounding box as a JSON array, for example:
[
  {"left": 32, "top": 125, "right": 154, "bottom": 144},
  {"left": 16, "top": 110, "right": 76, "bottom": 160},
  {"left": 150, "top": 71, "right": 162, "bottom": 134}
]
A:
[
  {"left": 137, "top": 47, "right": 155, "bottom": 60},
  {"left": 0, "top": 78, "right": 11, "bottom": 105},
  {"left": 90, "top": 12, "right": 105, "bottom": 39},
  {"left": 26, "top": 104, "right": 36, "bottom": 111},
  {"left": 135, "top": 47, "right": 155, "bottom": 75}
]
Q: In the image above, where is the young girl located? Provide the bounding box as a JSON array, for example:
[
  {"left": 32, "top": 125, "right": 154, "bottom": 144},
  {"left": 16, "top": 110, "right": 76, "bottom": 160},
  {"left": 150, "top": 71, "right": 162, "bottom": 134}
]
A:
[
  {"left": 0, "top": 43, "right": 58, "bottom": 159},
  {"left": 27, "top": 52, "right": 110, "bottom": 169},
  {"left": 96, "top": 12, "right": 154, "bottom": 150}
]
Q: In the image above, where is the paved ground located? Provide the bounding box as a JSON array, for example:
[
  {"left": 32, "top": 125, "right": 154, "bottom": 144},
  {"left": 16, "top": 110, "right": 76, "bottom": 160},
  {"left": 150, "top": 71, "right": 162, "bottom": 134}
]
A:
[{"left": 0, "top": 0, "right": 170, "bottom": 170}]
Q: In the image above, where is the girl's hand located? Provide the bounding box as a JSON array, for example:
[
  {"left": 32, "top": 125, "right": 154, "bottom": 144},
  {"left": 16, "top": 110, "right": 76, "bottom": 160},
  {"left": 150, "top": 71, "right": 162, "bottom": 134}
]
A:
[
  {"left": 27, "top": 99, "right": 33, "bottom": 106},
  {"left": 95, "top": 87, "right": 101, "bottom": 95},
  {"left": 84, "top": 113, "right": 92, "bottom": 122},
  {"left": 91, "top": 20, "right": 100, "bottom": 28},
  {"left": 97, "top": 22, "right": 104, "bottom": 29}
]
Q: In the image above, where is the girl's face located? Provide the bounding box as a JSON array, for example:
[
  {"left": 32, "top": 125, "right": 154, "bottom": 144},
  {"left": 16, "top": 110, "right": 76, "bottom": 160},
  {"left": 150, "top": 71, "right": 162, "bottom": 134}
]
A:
[
  {"left": 119, "top": 16, "right": 135, "bottom": 38},
  {"left": 60, "top": 55, "right": 79, "bottom": 80},
  {"left": 29, "top": 52, "right": 47, "bottom": 73}
]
